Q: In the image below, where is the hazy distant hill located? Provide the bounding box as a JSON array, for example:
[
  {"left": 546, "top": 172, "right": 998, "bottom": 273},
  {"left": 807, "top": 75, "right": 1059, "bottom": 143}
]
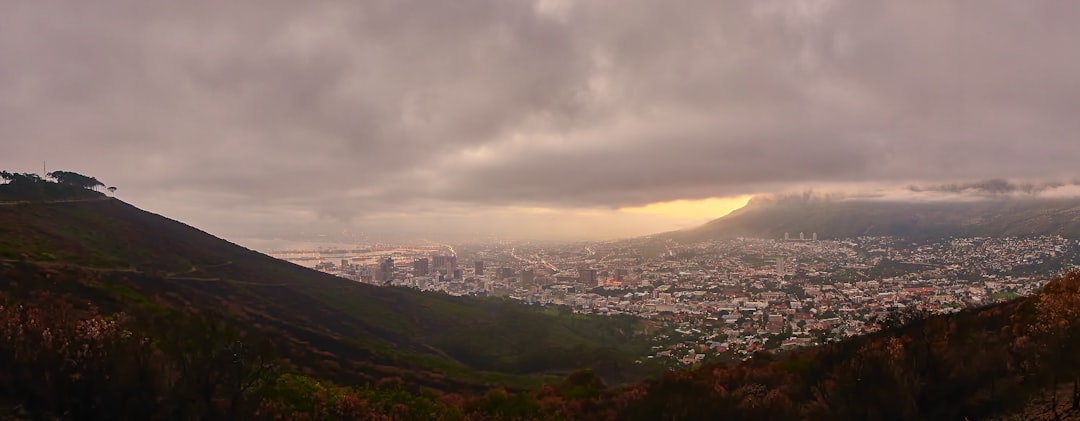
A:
[
  {"left": 673, "top": 196, "right": 1080, "bottom": 241},
  {"left": 0, "top": 197, "right": 653, "bottom": 391}
]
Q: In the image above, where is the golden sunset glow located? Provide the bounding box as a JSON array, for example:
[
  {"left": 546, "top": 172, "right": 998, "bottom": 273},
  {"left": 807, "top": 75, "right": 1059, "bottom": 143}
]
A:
[{"left": 619, "top": 195, "right": 753, "bottom": 219}]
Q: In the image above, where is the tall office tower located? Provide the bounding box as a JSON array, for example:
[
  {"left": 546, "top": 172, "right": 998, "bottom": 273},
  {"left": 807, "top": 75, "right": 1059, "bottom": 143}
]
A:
[
  {"left": 614, "top": 268, "right": 629, "bottom": 282},
  {"left": 813, "top": 232, "right": 818, "bottom": 241},
  {"left": 799, "top": 232, "right": 805, "bottom": 240},
  {"left": 431, "top": 254, "right": 445, "bottom": 273},
  {"left": 499, "top": 267, "right": 515, "bottom": 279},
  {"left": 474, "top": 260, "right": 485, "bottom": 276},
  {"left": 378, "top": 257, "right": 394, "bottom": 282},
  {"left": 432, "top": 254, "right": 457, "bottom": 274},
  {"left": 784, "top": 232, "right": 790, "bottom": 241},
  {"left": 776, "top": 258, "right": 786, "bottom": 276},
  {"left": 413, "top": 258, "right": 429, "bottom": 276},
  {"left": 520, "top": 268, "right": 535, "bottom": 284},
  {"left": 578, "top": 268, "right": 598, "bottom": 287}
]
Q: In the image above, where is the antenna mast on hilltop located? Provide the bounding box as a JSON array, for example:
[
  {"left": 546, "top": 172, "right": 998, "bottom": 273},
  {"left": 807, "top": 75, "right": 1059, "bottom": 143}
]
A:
[{"left": 43, "top": 161, "right": 46, "bottom": 177}]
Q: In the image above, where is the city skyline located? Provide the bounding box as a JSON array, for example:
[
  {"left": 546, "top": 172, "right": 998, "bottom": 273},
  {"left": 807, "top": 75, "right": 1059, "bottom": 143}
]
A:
[{"left": 276, "top": 232, "right": 1077, "bottom": 362}]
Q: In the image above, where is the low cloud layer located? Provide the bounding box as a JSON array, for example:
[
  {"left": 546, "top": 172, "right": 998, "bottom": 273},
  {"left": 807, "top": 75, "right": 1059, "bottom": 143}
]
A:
[
  {"left": 751, "top": 180, "right": 1080, "bottom": 208},
  {"left": 908, "top": 180, "right": 1077, "bottom": 197},
  {"left": 2, "top": 1, "right": 1079, "bottom": 242}
]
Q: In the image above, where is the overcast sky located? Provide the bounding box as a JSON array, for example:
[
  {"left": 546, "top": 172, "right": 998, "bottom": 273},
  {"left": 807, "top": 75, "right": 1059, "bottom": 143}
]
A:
[{"left": 3, "top": 1, "right": 1079, "bottom": 246}]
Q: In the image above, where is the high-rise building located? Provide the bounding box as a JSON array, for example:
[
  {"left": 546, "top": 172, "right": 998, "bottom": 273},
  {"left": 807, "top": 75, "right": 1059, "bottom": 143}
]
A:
[
  {"left": 578, "top": 268, "right": 598, "bottom": 287},
  {"left": 812, "top": 232, "right": 818, "bottom": 241},
  {"left": 614, "top": 268, "right": 628, "bottom": 282},
  {"left": 378, "top": 257, "right": 394, "bottom": 282},
  {"left": 432, "top": 254, "right": 457, "bottom": 274},
  {"left": 474, "top": 260, "right": 484, "bottom": 276},
  {"left": 413, "top": 258, "right": 429, "bottom": 276},
  {"left": 432, "top": 254, "right": 446, "bottom": 273},
  {"left": 520, "top": 268, "right": 535, "bottom": 284}
]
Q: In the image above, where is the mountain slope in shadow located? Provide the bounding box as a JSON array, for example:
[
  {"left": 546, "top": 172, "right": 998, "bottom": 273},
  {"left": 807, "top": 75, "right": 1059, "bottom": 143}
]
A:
[{"left": 0, "top": 198, "right": 652, "bottom": 391}]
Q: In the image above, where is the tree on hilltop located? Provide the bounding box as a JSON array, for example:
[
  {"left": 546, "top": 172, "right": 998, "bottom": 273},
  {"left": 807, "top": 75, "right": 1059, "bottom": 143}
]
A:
[
  {"left": 1, "top": 169, "right": 107, "bottom": 201},
  {"left": 0, "top": 171, "right": 44, "bottom": 185},
  {"left": 47, "top": 170, "right": 104, "bottom": 191}
]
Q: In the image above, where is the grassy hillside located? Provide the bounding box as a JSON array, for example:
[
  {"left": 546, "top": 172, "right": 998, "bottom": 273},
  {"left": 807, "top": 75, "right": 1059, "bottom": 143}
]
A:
[
  {"left": 0, "top": 198, "right": 654, "bottom": 391},
  {"left": 674, "top": 196, "right": 1080, "bottom": 241}
]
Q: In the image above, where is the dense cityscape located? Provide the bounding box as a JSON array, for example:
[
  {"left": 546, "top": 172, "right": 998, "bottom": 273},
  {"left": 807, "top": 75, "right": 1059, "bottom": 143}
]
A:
[{"left": 272, "top": 234, "right": 1080, "bottom": 368}]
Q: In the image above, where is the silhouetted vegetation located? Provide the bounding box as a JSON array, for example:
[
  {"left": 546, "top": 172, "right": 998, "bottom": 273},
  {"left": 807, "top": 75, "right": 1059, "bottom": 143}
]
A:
[
  {"left": 0, "top": 291, "right": 278, "bottom": 419},
  {"left": 0, "top": 170, "right": 106, "bottom": 202},
  {"left": 46, "top": 171, "right": 104, "bottom": 191}
]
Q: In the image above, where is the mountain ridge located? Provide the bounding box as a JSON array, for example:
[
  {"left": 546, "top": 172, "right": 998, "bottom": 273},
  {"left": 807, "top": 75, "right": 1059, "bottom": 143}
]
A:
[{"left": 671, "top": 196, "right": 1080, "bottom": 241}]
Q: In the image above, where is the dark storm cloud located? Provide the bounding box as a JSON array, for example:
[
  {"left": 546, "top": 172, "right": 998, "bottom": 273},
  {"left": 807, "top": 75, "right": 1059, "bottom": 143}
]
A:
[
  {"left": 2, "top": 0, "right": 1080, "bottom": 239},
  {"left": 434, "top": 0, "right": 1080, "bottom": 207}
]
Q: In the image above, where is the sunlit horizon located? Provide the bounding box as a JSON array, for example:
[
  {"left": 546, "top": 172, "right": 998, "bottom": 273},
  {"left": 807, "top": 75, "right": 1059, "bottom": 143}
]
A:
[{"left": 619, "top": 195, "right": 753, "bottom": 219}]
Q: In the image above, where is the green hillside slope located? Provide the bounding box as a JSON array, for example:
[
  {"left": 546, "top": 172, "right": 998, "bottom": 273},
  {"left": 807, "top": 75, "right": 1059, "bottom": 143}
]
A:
[{"left": 0, "top": 198, "right": 652, "bottom": 391}]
